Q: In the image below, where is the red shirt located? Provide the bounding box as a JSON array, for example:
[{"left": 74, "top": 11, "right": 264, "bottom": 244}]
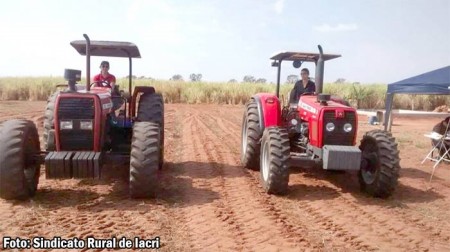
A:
[{"left": 93, "top": 73, "right": 116, "bottom": 87}]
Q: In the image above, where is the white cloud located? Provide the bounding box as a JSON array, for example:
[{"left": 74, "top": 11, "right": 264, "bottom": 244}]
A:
[
  {"left": 274, "top": 0, "right": 284, "bottom": 14},
  {"left": 314, "top": 23, "right": 359, "bottom": 32}
]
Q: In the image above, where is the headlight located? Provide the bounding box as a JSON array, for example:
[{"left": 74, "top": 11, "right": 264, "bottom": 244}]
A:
[
  {"left": 326, "top": 122, "right": 335, "bottom": 132},
  {"left": 290, "top": 119, "right": 298, "bottom": 126},
  {"left": 343, "top": 123, "right": 353, "bottom": 132},
  {"left": 60, "top": 120, "right": 73, "bottom": 130},
  {"left": 80, "top": 120, "right": 93, "bottom": 130}
]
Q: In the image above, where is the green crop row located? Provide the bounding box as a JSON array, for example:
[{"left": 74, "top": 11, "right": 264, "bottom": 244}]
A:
[{"left": 0, "top": 77, "right": 448, "bottom": 110}]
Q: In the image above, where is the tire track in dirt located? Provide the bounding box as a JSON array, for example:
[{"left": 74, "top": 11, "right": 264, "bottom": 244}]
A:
[
  {"left": 288, "top": 188, "right": 421, "bottom": 251},
  {"left": 173, "top": 110, "right": 242, "bottom": 251},
  {"left": 312, "top": 175, "right": 450, "bottom": 250},
  {"left": 158, "top": 108, "right": 196, "bottom": 251},
  {"left": 287, "top": 158, "right": 450, "bottom": 250},
  {"left": 201, "top": 106, "right": 450, "bottom": 251},
  {"left": 199, "top": 111, "right": 368, "bottom": 251}
]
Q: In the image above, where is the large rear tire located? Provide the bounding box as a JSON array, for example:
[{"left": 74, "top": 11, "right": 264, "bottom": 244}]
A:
[
  {"left": 129, "top": 122, "right": 161, "bottom": 198},
  {"left": 137, "top": 93, "right": 164, "bottom": 123},
  {"left": 260, "top": 127, "right": 290, "bottom": 195},
  {"left": 137, "top": 93, "right": 164, "bottom": 169},
  {"left": 0, "top": 120, "right": 41, "bottom": 200},
  {"left": 43, "top": 91, "right": 59, "bottom": 151},
  {"left": 359, "top": 130, "right": 401, "bottom": 198},
  {"left": 241, "top": 100, "right": 262, "bottom": 170}
]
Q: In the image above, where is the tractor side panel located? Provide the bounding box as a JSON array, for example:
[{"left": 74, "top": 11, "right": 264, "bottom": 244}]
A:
[{"left": 252, "top": 93, "right": 281, "bottom": 131}]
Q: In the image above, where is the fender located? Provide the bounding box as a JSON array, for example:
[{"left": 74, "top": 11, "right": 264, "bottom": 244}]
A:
[{"left": 252, "top": 93, "right": 282, "bottom": 132}]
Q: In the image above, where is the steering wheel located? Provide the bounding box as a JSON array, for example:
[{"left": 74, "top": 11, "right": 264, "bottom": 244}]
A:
[{"left": 90, "top": 81, "right": 111, "bottom": 88}]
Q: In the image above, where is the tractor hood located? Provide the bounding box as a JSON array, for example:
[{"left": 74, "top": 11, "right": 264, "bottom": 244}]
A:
[
  {"left": 298, "top": 95, "right": 354, "bottom": 115},
  {"left": 297, "top": 95, "right": 358, "bottom": 147}
]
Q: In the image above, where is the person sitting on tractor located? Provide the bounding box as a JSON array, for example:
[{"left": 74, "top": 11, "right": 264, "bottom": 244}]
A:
[
  {"left": 93, "top": 61, "right": 116, "bottom": 91},
  {"left": 94, "top": 61, "right": 123, "bottom": 114},
  {"left": 431, "top": 116, "right": 450, "bottom": 157},
  {"left": 289, "top": 68, "right": 316, "bottom": 104}
]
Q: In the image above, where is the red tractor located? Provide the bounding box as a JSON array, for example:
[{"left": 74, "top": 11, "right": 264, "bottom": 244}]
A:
[
  {"left": 241, "top": 46, "right": 401, "bottom": 198},
  {"left": 0, "top": 34, "right": 164, "bottom": 199}
]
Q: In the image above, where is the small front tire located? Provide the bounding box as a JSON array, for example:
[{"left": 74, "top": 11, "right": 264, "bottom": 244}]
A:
[
  {"left": 260, "top": 127, "right": 290, "bottom": 195},
  {"left": 359, "top": 130, "right": 401, "bottom": 198}
]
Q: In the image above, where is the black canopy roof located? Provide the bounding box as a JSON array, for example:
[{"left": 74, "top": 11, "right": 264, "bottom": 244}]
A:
[
  {"left": 70, "top": 40, "right": 141, "bottom": 58},
  {"left": 270, "top": 51, "right": 341, "bottom": 62}
]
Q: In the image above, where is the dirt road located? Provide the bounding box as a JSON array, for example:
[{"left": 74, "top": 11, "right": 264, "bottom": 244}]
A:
[{"left": 0, "top": 101, "right": 449, "bottom": 251}]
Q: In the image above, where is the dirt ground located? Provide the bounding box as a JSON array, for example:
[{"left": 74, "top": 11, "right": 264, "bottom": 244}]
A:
[{"left": 0, "top": 101, "right": 449, "bottom": 251}]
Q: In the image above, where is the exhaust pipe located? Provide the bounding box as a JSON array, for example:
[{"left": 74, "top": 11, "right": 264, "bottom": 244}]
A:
[
  {"left": 83, "top": 34, "right": 91, "bottom": 91},
  {"left": 315, "top": 45, "right": 324, "bottom": 94}
]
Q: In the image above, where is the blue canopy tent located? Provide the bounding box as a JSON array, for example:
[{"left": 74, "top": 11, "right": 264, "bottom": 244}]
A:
[{"left": 384, "top": 66, "right": 450, "bottom": 131}]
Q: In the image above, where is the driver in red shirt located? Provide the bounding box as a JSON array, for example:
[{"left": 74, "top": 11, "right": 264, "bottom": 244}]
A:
[{"left": 93, "top": 61, "right": 116, "bottom": 90}]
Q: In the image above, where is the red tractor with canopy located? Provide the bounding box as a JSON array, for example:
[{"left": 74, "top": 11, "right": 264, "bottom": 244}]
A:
[
  {"left": 0, "top": 34, "right": 164, "bottom": 199},
  {"left": 241, "top": 45, "right": 401, "bottom": 198}
]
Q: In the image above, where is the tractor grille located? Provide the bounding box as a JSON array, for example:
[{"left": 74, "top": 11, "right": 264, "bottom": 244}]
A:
[
  {"left": 58, "top": 98, "right": 95, "bottom": 150},
  {"left": 58, "top": 98, "right": 95, "bottom": 119},
  {"left": 322, "top": 110, "right": 356, "bottom": 146},
  {"left": 59, "top": 130, "right": 94, "bottom": 150}
]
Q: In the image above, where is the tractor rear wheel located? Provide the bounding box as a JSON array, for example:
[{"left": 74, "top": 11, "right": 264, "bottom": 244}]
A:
[
  {"left": 241, "top": 99, "right": 262, "bottom": 170},
  {"left": 43, "top": 91, "right": 59, "bottom": 151},
  {"left": 137, "top": 93, "right": 164, "bottom": 169},
  {"left": 129, "top": 121, "right": 161, "bottom": 198},
  {"left": 359, "top": 130, "right": 401, "bottom": 198},
  {"left": 0, "top": 120, "right": 40, "bottom": 200},
  {"left": 137, "top": 93, "right": 164, "bottom": 123},
  {"left": 260, "top": 127, "right": 290, "bottom": 195}
]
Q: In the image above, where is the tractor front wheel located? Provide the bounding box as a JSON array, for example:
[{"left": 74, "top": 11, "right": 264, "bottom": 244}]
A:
[
  {"left": 359, "top": 130, "right": 401, "bottom": 198},
  {"left": 0, "top": 120, "right": 41, "bottom": 200},
  {"left": 129, "top": 121, "right": 161, "bottom": 198},
  {"left": 260, "top": 127, "right": 290, "bottom": 195}
]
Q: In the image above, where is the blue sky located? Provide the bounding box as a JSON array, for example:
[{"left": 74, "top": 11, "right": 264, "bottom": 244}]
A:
[{"left": 0, "top": 0, "right": 449, "bottom": 83}]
